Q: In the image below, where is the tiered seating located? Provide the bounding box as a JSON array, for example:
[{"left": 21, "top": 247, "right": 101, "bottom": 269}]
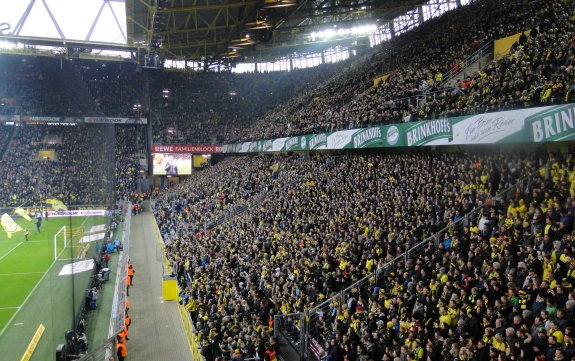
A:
[
  {"left": 0, "top": 55, "right": 100, "bottom": 116},
  {"left": 235, "top": 0, "right": 575, "bottom": 141},
  {"left": 149, "top": 66, "right": 343, "bottom": 144},
  {"left": 152, "top": 150, "right": 575, "bottom": 361},
  {"left": 115, "top": 125, "right": 147, "bottom": 201},
  {"left": 0, "top": 124, "right": 116, "bottom": 207}
]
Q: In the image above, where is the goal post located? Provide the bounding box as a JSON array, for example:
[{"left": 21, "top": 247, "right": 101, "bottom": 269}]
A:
[
  {"left": 54, "top": 225, "right": 86, "bottom": 260},
  {"left": 54, "top": 225, "right": 67, "bottom": 260}
]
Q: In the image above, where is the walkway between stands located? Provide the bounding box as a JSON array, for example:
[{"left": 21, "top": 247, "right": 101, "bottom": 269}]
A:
[{"left": 126, "top": 209, "right": 193, "bottom": 361}]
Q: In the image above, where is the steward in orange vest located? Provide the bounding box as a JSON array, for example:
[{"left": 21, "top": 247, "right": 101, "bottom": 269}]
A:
[
  {"left": 116, "top": 339, "right": 127, "bottom": 361},
  {"left": 264, "top": 343, "right": 277, "bottom": 361}
]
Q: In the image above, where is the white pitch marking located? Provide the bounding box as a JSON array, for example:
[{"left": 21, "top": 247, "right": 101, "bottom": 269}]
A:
[
  {"left": 0, "top": 217, "right": 90, "bottom": 337},
  {"left": 0, "top": 272, "right": 45, "bottom": 276},
  {"left": 0, "top": 242, "right": 24, "bottom": 262}
]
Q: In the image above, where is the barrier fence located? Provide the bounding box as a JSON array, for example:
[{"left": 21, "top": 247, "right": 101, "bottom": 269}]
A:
[
  {"left": 177, "top": 302, "right": 203, "bottom": 361},
  {"left": 77, "top": 201, "right": 132, "bottom": 361},
  {"left": 274, "top": 171, "right": 537, "bottom": 361}
]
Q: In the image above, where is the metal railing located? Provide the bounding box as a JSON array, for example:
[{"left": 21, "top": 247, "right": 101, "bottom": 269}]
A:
[
  {"left": 434, "top": 40, "right": 494, "bottom": 90},
  {"left": 77, "top": 201, "right": 132, "bottom": 361},
  {"left": 275, "top": 171, "right": 537, "bottom": 361},
  {"left": 109, "top": 201, "right": 131, "bottom": 336},
  {"left": 77, "top": 336, "right": 116, "bottom": 361}
]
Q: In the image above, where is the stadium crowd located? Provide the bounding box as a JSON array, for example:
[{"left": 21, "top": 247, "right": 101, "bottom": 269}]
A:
[
  {"left": 113, "top": 0, "right": 575, "bottom": 144},
  {"left": 77, "top": 61, "right": 148, "bottom": 118},
  {"left": 235, "top": 0, "right": 575, "bottom": 141},
  {"left": 115, "top": 125, "right": 146, "bottom": 202},
  {"left": 2, "top": 0, "right": 574, "bottom": 146},
  {"left": 155, "top": 155, "right": 286, "bottom": 235},
  {"left": 151, "top": 149, "right": 575, "bottom": 361},
  {"left": 0, "top": 124, "right": 118, "bottom": 207},
  {"left": 0, "top": 56, "right": 100, "bottom": 116},
  {"left": 149, "top": 66, "right": 343, "bottom": 145}
]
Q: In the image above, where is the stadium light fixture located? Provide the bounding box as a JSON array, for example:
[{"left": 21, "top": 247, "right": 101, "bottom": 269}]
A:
[
  {"left": 309, "top": 24, "right": 377, "bottom": 41},
  {"left": 229, "top": 37, "right": 255, "bottom": 47},
  {"left": 245, "top": 20, "right": 272, "bottom": 30},
  {"left": 221, "top": 51, "right": 241, "bottom": 58},
  {"left": 263, "top": 0, "right": 296, "bottom": 8}
]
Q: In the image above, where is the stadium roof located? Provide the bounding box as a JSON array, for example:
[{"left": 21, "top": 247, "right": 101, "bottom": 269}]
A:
[
  {"left": 132, "top": 0, "right": 430, "bottom": 62},
  {"left": 0, "top": 0, "right": 454, "bottom": 64}
]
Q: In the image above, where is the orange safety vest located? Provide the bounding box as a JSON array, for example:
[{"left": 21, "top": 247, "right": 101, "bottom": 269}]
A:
[
  {"left": 125, "top": 298, "right": 130, "bottom": 310},
  {"left": 126, "top": 276, "right": 131, "bottom": 286},
  {"left": 116, "top": 342, "right": 127, "bottom": 357},
  {"left": 117, "top": 329, "right": 127, "bottom": 343},
  {"left": 128, "top": 267, "right": 135, "bottom": 277},
  {"left": 265, "top": 349, "right": 277, "bottom": 361},
  {"left": 125, "top": 315, "right": 131, "bottom": 329}
]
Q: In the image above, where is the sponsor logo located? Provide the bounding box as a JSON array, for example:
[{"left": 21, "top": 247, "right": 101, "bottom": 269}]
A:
[
  {"left": 309, "top": 133, "right": 327, "bottom": 149},
  {"left": 300, "top": 136, "right": 307, "bottom": 149},
  {"left": 328, "top": 130, "right": 354, "bottom": 149},
  {"left": 285, "top": 137, "right": 299, "bottom": 150},
  {"left": 263, "top": 139, "right": 273, "bottom": 151},
  {"left": 152, "top": 145, "right": 223, "bottom": 153},
  {"left": 407, "top": 119, "right": 451, "bottom": 146},
  {"left": 154, "top": 145, "right": 174, "bottom": 152},
  {"left": 272, "top": 138, "right": 288, "bottom": 152},
  {"left": 84, "top": 117, "right": 147, "bottom": 124},
  {"left": 29, "top": 116, "right": 60, "bottom": 122},
  {"left": 530, "top": 105, "right": 575, "bottom": 142},
  {"left": 353, "top": 127, "right": 382, "bottom": 148},
  {"left": 386, "top": 126, "right": 399, "bottom": 145},
  {"left": 45, "top": 209, "right": 111, "bottom": 218},
  {"left": 462, "top": 114, "right": 516, "bottom": 143}
]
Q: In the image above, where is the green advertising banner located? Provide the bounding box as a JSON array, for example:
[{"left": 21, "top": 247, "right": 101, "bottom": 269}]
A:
[
  {"left": 222, "top": 104, "right": 575, "bottom": 153},
  {"left": 525, "top": 104, "right": 575, "bottom": 143}
]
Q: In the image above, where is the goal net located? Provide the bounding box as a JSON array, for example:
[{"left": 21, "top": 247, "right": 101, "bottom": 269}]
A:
[{"left": 54, "top": 225, "right": 88, "bottom": 261}]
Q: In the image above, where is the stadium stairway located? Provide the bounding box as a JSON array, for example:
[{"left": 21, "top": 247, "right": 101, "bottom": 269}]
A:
[
  {"left": 205, "top": 179, "right": 301, "bottom": 230},
  {"left": 437, "top": 41, "right": 494, "bottom": 89},
  {"left": 0, "top": 125, "right": 15, "bottom": 161},
  {"left": 124, "top": 208, "right": 193, "bottom": 361}
]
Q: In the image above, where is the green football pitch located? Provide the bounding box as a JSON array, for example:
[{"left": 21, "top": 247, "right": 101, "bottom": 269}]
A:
[{"left": 0, "top": 215, "right": 110, "bottom": 361}]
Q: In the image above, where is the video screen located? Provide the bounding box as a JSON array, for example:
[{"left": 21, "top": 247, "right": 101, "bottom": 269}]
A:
[
  {"left": 153, "top": 153, "right": 192, "bottom": 175},
  {"left": 0, "top": 0, "right": 127, "bottom": 44}
]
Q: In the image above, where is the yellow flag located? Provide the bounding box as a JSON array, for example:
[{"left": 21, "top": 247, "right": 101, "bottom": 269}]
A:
[
  {"left": 1, "top": 213, "right": 23, "bottom": 239},
  {"left": 13, "top": 207, "right": 32, "bottom": 222},
  {"left": 45, "top": 199, "right": 68, "bottom": 211}
]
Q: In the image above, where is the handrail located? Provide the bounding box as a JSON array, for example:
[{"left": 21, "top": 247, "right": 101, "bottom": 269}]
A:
[{"left": 434, "top": 40, "right": 494, "bottom": 90}]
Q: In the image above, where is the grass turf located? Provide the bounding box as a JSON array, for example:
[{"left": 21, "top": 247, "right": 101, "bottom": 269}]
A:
[{"left": 0, "top": 214, "right": 109, "bottom": 361}]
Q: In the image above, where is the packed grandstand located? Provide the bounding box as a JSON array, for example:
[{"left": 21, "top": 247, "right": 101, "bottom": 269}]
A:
[{"left": 1, "top": 0, "right": 575, "bottom": 360}]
